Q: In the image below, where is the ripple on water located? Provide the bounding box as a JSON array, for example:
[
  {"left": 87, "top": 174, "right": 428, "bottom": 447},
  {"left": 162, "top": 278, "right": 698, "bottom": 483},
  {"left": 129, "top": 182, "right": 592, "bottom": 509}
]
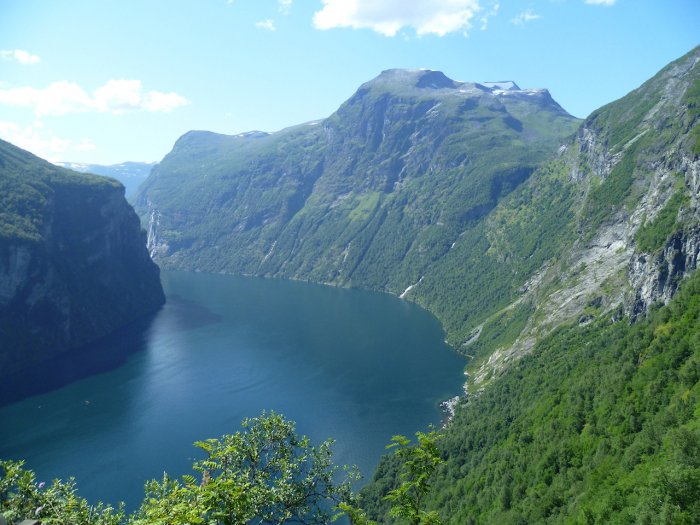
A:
[{"left": 0, "top": 271, "right": 465, "bottom": 510}]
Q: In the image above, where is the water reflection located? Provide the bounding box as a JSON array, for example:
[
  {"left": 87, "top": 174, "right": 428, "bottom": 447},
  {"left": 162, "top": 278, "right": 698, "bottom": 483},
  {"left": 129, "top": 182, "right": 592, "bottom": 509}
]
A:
[
  {"left": 0, "top": 271, "right": 465, "bottom": 510},
  {"left": 0, "top": 295, "right": 221, "bottom": 407}
]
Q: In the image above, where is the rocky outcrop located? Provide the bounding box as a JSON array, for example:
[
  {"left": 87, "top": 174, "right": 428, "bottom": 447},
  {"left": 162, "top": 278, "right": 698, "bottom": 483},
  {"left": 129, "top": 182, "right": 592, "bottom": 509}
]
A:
[
  {"left": 0, "top": 139, "right": 165, "bottom": 379},
  {"left": 571, "top": 125, "right": 624, "bottom": 182},
  {"left": 628, "top": 228, "right": 700, "bottom": 316},
  {"left": 626, "top": 150, "right": 700, "bottom": 316}
]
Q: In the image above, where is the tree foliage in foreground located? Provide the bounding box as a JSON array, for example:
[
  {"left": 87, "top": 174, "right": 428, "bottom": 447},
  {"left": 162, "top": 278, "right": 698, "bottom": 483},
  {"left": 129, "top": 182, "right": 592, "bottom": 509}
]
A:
[
  {"left": 132, "top": 412, "right": 354, "bottom": 525},
  {"left": 1, "top": 413, "right": 355, "bottom": 525},
  {"left": 383, "top": 432, "right": 444, "bottom": 525},
  {"left": 1, "top": 413, "right": 443, "bottom": 525}
]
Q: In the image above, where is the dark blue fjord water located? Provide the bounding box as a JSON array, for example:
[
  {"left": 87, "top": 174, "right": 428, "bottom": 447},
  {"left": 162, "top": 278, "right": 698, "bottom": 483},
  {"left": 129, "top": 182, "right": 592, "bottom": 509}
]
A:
[{"left": 0, "top": 270, "right": 465, "bottom": 509}]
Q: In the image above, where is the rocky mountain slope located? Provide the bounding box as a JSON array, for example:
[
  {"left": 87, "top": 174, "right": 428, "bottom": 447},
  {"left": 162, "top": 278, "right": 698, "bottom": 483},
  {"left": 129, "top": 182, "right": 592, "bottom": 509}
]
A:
[
  {"left": 360, "top": 46, "right": 700, "bottom": 523},
  {"left": 135, "top": 69, "right": 580, "bottom": 348},
  {"left": 465, "top": 44, "right": 700, "bottom": 385},
  {"left": 0, "top": 140, "right": 165, "bottom": 380}
]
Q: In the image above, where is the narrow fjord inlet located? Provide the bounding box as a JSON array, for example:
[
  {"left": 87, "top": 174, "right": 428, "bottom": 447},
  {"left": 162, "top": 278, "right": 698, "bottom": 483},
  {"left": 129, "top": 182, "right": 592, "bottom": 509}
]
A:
[
  {"left": 0, "top": 270, "right": 465, "bottom": 509},
  {"left": 1, "top": 3, "right": 698, "bottom": 523}
]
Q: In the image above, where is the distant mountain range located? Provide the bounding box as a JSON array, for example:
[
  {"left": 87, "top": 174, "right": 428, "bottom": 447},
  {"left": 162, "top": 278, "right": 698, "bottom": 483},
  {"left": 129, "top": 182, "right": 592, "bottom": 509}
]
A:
[{"left": 56, "top": 161, "right": 155, "bottom": 200}]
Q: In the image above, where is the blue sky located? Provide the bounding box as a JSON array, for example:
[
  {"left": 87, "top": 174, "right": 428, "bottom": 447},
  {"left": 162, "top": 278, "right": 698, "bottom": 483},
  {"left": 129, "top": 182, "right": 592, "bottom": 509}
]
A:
[{"left": 0, "top": 0, "right": 698, "bottom": 164}]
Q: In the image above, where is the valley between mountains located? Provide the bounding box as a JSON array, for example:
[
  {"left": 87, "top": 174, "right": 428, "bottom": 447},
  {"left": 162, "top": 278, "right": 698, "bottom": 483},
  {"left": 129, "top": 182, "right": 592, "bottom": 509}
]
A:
[
  {"left": 1, "top": 42, "right": 699, "bottom": 525},
  {"left": 138, "top": 48, "right": 700, "bottom": 391}
]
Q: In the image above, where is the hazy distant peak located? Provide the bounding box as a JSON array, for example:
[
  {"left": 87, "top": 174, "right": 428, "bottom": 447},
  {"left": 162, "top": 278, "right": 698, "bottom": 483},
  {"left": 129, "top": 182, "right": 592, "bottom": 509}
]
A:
[
  {"left": 56, "top": 162, "right": 90, "bottom": 171},
  {"left": 233, "top": 130, "right": 272, "bottom": 139}
]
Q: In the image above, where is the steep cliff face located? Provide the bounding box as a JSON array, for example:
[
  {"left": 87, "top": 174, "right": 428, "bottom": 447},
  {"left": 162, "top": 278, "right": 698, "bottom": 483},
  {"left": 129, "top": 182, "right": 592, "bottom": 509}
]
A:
[
  {"left": 628, "top": 228, "right": 700, "bottom": 314},
  {"left": 0, "top": 139, "right": 165, "bottom": 378},
  {"left": 467, "top": 46, "right": 700, "bottom": 385},
  {"left": 625, "top": 149, "right": 700, "bottom": 315}
]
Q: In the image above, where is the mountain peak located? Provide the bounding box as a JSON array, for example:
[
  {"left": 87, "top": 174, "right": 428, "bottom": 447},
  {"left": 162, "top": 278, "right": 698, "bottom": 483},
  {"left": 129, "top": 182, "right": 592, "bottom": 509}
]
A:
[
  {"left": 373, "top": 68, "right": 458, "bottom": 90},
  {"left": 414, "top": 69, "right": 457, "bottom": 89},
  {"left": 364, "top": 70, "right": 542, "bottom": 99}
]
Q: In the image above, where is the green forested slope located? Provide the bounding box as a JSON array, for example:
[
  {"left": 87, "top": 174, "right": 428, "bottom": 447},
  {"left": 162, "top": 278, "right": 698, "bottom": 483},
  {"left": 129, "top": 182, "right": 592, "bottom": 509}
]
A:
[
  {"left": 0, "top": 139, "right": 121, "bottom": 243},
  {"left": 0, "top": 139, "right": 165, "bottom": 379},
  {"left": 136, "top": 70, "right": 580, "bottom": 346},
  {"left": 361, "top": 266, "right": 700, "bottom": 524},
  {"left": 136, "top": 47, "right": 700, "bottom": 363}
]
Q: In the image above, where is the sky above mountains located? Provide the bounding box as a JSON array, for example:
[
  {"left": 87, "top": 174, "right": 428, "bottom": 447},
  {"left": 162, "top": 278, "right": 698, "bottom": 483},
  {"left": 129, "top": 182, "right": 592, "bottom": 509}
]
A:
[{"left": 0, "top": 0, "right": 698, "bottom": 164}]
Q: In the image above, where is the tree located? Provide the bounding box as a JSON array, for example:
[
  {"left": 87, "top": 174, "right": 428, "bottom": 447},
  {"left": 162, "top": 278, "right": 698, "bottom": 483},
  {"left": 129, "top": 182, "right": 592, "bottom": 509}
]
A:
[
  {"left": 0, "top": 459, "right": 124, "bottom": 525},
  {"left": 1, "top": 413, "right": 356, "bottom": 525},
  {"left": 1, "top": 414, "right": 445, "bottom": 525},
  {"left": 382, "top": 431, "right": 443, "bottom": 525},
  {"left": 131, "top": 412, "right": 356, "bottom": 525}
]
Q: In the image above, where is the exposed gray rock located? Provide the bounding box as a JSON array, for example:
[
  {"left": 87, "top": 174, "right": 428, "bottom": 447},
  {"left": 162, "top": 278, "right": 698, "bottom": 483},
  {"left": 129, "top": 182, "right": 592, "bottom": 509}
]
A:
[{"left": 628, "top": 228, "right": 700, "bottom": 316}]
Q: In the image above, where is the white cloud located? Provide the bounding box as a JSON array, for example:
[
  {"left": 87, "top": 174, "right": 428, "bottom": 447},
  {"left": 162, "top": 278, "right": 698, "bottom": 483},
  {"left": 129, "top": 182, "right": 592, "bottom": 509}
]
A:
[
  {"left": 0, "top": 81, "right": 93, "bottom": 116},
  {"left": 76, "top": 138, "right": 97, "bottom": 151},
  {"left": 584, "top": 0, "right": 615, "bottom": 5},
  {"left": 313, "top": 0, "right": 483, "bottom": 37},
  {"left": 279, "top": 0, "right": 292, "bottom": 15},
  {"left": 255, "top": 19, "right": 276, "bottom": 31},
  {"left": 142, "top": 91, "right": 189, "bottom": 112},
  {"left": 479, "top": 1, "right": 499, "bottom": 30},
  {"left": 0, "top": 49, "right": 41, "bottom": 64},
  {"left": 510, "top": 9, "right": 541, "bottom": 25},
  {"left": 0, "top": 80, "right": 189, "bottom": 116},
  {"left": 93, "top": 79, "right": 143, "bottom": 113},
  {"left": 0, "top": 120, "right": 72, "bottom": 162}
]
